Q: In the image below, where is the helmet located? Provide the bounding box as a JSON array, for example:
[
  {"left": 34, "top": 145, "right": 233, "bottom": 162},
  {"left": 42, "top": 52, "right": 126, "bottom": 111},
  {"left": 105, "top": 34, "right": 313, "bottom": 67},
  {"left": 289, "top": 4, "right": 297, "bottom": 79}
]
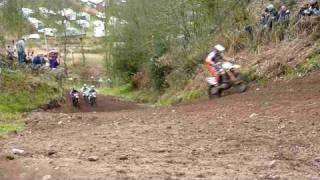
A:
[
  {"left": 267, "top": 4, "right": 274, "bottom": 11},
  {"left": 91, "top": 85, "right": 95, "bottom": 89},
  {"left": 214, "top": 44, "right": 225, "bottom": 53},
  {"left": 83, "top": 84, "right": 87, "bottom": 87}
]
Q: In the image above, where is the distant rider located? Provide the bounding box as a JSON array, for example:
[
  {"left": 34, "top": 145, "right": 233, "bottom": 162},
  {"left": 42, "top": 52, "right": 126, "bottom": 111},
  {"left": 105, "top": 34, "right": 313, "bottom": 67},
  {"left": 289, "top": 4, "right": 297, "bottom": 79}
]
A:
[
  {"left": 81, "top": 84, "right": 89, "bottom": 97},
  {"left": 89, "top": 85, "right": 97, "bottom": 94},
  {"left": 205, "top": 44, "right": 235, "bottom": 85},
  {"left": 70, "top": 88, "right": 79, "bottom": 96}
]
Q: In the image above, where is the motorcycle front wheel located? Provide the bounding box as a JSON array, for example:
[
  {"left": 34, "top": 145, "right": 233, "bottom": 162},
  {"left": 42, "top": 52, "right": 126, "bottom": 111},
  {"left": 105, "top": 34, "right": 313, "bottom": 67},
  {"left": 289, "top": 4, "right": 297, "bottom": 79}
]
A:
[
  {"left": 208, "top": 85, "right": 222, "bottom": 99},
  {"left": 234, "top": 82, "right": 247, "bottom": 93},
  {"left": 89, "top": 98, "right": 96, "bottom": 107}
]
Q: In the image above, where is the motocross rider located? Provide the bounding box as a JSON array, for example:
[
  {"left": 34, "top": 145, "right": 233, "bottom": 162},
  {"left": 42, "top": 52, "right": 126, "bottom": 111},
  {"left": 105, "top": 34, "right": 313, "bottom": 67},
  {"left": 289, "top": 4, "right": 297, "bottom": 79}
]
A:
[
  {"left": 205, "top": 44, "right": 235, "bottom": 85},
  {"left": 89, "top": 85, "right": 97, "bottom": 94},
  {"left": 81, "top": 84, "right": 89, "bottom": 97},
  {"left": 70, "top": 88, "right": 79, "bottom": 99}
]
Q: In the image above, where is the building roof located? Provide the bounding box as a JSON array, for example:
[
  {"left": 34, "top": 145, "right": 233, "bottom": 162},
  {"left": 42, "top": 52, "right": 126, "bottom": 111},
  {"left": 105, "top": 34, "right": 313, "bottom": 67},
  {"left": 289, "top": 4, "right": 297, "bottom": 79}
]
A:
[{"left": 88, "top": 0, "right": 104, "bottom": 5}]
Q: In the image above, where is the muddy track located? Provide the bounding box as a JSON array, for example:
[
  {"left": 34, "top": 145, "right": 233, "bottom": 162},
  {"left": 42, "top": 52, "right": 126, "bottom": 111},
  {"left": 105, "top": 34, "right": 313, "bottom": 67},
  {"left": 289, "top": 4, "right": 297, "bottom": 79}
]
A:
[
  {"left": 51, "top": 94, "right": 142, "bottom": 113},
  {"left": 1, "top": 73, "right": 320, "bottom": 180}
]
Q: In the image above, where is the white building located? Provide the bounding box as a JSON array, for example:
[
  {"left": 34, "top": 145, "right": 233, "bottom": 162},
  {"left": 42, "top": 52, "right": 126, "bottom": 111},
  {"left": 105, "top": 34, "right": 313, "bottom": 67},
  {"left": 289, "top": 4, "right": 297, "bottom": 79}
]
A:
[
  {"left": 77, "top": 19, "right": 90, "bottom": 29},
  {"left": 22, "top": 8, "right": 34, "bottom": 17},
  {"left": 0, "top": 0, "right": 6, "bottom": 7},
  {"left": 108, "top": 16, "right": 127, "bottom": 26},
  {"left": 93, "top": 20, "right": 105, "bottom": 28},
  {"left": 27, "top": 17, "right": 44, "bottom": 30},
  {"left": 39, "top": 7, "right": 49, "bottom": 18},
  {"left": 88, "top": 0, "right": 104, "bottom": 8},
  {"left": 38, "top": 28, "right": 57, "bottom": 37},
  {"left": 96, "top": 12, "right": 106, "bottom": 19},
  {"left": 60, "top": 8, "right": 77, "bottom": 21},
  {"left": 94, "top": 26, "right": 105, "bottom": 38},
  {"left": 28, "top": 34, "right": 41, "bottom": 40}
]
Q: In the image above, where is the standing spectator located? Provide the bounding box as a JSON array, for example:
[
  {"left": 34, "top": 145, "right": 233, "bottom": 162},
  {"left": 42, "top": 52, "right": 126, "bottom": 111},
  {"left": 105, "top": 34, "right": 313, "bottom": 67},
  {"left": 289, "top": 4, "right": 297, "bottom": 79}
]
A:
[
  {"left": 260, "top": 4, "right": 278, "bottom": 31},
  {"left": 98, "top": 77, "right": 104, "bottom": 88},
  {"left": 6, "top": 45, "right": 15, "bottom": 68},
  {"left": 278, "top": 5, "right": 290, "bottom": 23},
  {"left": 298, "top": 3, "right": 310, "bottom": 19},
  {"left": 277, "top": 5, "right": 290, "bottom": 41},
  {"left": 106, "top": 78, "right": 113, "bottom": 88},
  {"left": 16, "top": 38, "right": 26, "bottom": 64},
  {"left": 309, "top": 0, "right": 320, "bottom": 15}
]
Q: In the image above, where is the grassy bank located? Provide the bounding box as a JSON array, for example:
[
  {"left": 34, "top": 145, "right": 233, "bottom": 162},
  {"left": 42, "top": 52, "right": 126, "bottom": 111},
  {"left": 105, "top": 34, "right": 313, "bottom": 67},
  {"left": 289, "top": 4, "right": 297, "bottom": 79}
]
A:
[
  {"left": 0, "top": 69, "right": 63, "bottom": 136},
  {"left": 99, "top": 84, "right": 206, "bottom": 106}
]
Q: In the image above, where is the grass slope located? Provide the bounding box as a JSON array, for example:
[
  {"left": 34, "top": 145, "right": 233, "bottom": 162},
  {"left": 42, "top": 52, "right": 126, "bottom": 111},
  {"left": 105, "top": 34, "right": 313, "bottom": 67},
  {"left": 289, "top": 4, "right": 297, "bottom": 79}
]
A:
[{"left": 0, "top": 69, "right": 62, "bottom": 136}]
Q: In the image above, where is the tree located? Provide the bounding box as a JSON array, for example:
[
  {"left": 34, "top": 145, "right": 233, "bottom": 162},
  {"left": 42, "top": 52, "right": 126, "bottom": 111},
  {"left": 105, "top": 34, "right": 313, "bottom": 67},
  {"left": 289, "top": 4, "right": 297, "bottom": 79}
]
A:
[
  {"left": 1, "top": 0, "right": 25, "bottom": 38},
  {"left": 104, "top": 0, "right": 253, "bottom": 89}
]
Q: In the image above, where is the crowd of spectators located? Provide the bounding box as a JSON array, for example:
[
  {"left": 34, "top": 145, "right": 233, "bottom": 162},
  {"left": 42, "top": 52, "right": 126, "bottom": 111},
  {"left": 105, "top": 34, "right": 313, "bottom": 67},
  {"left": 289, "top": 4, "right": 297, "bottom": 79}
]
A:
[{"left": 4, "top": 38, "right": 60, "bottom": 71}]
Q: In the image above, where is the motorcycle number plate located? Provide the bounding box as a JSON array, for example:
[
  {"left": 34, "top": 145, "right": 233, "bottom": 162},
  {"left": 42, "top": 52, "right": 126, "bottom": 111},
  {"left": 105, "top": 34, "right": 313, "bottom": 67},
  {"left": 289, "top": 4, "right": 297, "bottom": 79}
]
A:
[{"left": 206, "top": 77, "right": 217, "bottom": 85}]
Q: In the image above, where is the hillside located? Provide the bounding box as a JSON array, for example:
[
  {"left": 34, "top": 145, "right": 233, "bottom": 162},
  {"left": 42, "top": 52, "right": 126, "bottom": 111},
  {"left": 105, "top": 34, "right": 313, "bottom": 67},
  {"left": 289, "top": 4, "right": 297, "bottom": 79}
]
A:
[
  {"left": 0, "top": 1, "right": 320, "bottom": 179},
  {"left": 0, "top": 56, "right": 63, "bottom": 135}
]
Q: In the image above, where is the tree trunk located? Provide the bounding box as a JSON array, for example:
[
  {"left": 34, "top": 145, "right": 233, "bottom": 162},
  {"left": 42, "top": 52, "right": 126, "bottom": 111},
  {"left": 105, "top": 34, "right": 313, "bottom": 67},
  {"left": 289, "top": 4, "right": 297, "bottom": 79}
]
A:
[
  {"left": 80, "top": 37, "right": 86, "bottom": 64},
  {"left": 63, "top": 22, "right": 68, "bottom": 76}
]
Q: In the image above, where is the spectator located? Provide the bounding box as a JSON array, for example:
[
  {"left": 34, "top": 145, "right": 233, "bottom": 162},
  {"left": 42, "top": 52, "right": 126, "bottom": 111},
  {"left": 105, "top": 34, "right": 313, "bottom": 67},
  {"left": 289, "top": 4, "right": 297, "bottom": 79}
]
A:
[
  {"left": 298, "top": 3, "right": 310, "bottom": 19},
  {"left": 98, "top": 77, "right": 104, "bottom": 87},
  {"left": 278, "top": 5, "right": 290, "bottom": 23},
  {"left": 32, "top": 54, "right": 44, "bottom": 66},
  {"left": 260, "top": 4, "right": 278, "bottom": 31},
  {"left": 49, "top": 55, "right": 59, "bottom": 69},
  {"left": 260, "top": 12, "right": 269, "bottom": 27},
  {"left": 309, "top": 0, "right": 320, "bottom": 15},
  {"left": 16, "top": 38, "right": 26, "bottom": 64},
  {"left": 26, "top": 51, "right": 34, "bottom": 64},
  {"left": 299, "top": 1, "right": 320, "bottom": 18},
  {"left": 6, "top": 45, "right": 15, "bottom": 67},
  {"left": 106, "top": 78, "right": 113, "bottom": 88},
  {"left": 48, "top": 50, "right": 59, "bottom": 69},
  {"left": 277, "top": 5, "right": 290, "bottom": 41}
]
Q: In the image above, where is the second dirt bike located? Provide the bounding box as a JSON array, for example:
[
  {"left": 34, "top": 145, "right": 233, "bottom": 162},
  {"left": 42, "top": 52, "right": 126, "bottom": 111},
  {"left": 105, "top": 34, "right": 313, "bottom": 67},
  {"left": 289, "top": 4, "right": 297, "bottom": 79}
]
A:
[
  {"left": 88, "top": 91, "right": 97, "bottom": 107},
  {"left": 207, "top": 61, "right": 247, "bottom": 99}
]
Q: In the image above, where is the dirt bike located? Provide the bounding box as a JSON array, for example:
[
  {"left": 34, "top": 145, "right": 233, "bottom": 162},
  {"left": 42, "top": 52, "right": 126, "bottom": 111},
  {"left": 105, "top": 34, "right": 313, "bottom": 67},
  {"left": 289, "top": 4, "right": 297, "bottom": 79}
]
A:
[
  {"left": 207, "top": 61, "right": 247, "bottom": 99},
  {"left": 88, "top": 91, "right": 97, "bottom": 107},
  {"left": 82, "top": 91, "right": 89, "bottom": 104},
  {"left": 71, "top": 92, "right": 80, "bottom": 108}
]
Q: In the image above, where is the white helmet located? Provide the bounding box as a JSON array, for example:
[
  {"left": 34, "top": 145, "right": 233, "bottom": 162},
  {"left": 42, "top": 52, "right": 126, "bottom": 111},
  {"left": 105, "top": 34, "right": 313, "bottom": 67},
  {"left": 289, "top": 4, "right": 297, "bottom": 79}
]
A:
[
  {"left": 267, "top": 4, "right": 274, "bottom": 11},
  {"left": 91, "top": 85, "right": 95, "bottom": 89},
  {"left": 214, "top": 44, "right": 225, "bottom": 52},
  {"left": 83, "top": 84, "right": 87, "bottom": 87}
]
